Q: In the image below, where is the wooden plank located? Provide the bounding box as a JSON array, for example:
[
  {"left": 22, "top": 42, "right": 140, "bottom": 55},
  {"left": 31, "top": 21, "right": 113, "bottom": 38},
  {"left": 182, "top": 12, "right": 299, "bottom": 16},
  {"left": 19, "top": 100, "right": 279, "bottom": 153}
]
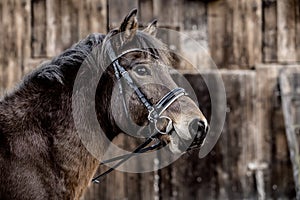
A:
[
  {"left": 256, "top": 64, "right": 297, "bottom": 198},
  {"left": 0, "top": 0, "right": 3, "bottom": 95},
  {"left": 230, "top": 0, "right": 244, "bottom": 68},
  {"left": 0, "top": 0, "right": 2, "bottom": 23},
  {"left": 208, "top": 0, "right": 228, "bottom": 68},
  {"left": 122, "top": 136, "right": 143, "bottom": 200},
  {"left": 245, "top": 0, "right": 262, "bottom": 68},
  {"left": 269, "top": 101, "right": 295, "bottom": 198},
  {"left": 295, "top": 0, "right": 300, "bottom": 60},
  {"left": 223, "top": 0, "right": 235, "bottom": 68},
  {"left": 44, "top": 0, "right": 106, "bottom": 58},
  {"left": 60, "top": 0, "right": 79, "bottom": 50},
  {"left": 138, "top": 0, "right": 154, "bottom": 24},
  {"left": 152, "top": 0, "right": 182, "bottom": 27},
  {"left": 32, "top": 0, "right": 47, "bottom": 58},
  {"left": 280, "top": 67, "right": 300, "bottom": 198},
  {"left": 215, "top": 71, "right": 257, "bottom": 199},
  {"left": 139, "top": 172, "right": 155, "bottom": 200},
  {"left": 21, "top": 0, "right": 32, "bottom": 75},
  {"left": 32, "top": 0, "right": 107, "bottom": 61},
  {"left": 78, "top": 0, "right": 107, "bottom": 39},
  {"left": 256, "top": 65, "right": 279, "bottom": 198},
  {"left": 108, "top": 0, "right": 138, "bottom": 29},
  {"left": 208, "top": 0, "right": 262, "bottom": 69},
  {"left": 180, "top": 1, "right": 208, "bottom": 70},
  {"left": 0, "top": 0, "right": 27, "bottom": 94},
  {"left": 163, "top": 153, "right": 218, "bottom": 199},
  {"left": 277, "top": 0, "right": 297, "bottom": 62},
  {"left": 159, "top": 166, "right": 172, "bottom": 200},
  {"left": 182, "top": 0, "right": 206, "bottom": 31},
  {"left": 262, "top": 0, "right": 278, "bottom": 62},
  {"left": 104, "top": 170, "right": 126, "bottom": 200},
  {"left": 162, "top": 71, "right": 257, "bottom": 199},
  {"left": 46, "top": 0, "right": 61, "bottom": 57},
  {"left": 91, "top": 0, "right": 107, "bottom": 34},
  {"left": 4, "top": 0, "right": 19, "bottom": 78},
  {"left": 232, "top": 0, "right": 262, "bottom": 69}
]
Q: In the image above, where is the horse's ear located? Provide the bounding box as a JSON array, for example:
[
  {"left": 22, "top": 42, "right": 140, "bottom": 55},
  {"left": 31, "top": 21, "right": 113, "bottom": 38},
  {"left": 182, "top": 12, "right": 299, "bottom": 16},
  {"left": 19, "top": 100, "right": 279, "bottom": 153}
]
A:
[
  {"left": 143, "top": 19, "right": 158, "bottom": 37},
  {"left": 119, "top": 9, "right": 138, "bottom": 43}
]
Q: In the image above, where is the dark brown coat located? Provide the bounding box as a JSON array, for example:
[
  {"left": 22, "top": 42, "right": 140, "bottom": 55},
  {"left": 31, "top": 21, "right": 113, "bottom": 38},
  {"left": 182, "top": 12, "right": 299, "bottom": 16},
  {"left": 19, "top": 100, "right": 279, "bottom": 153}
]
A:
[{"left": 0, "top": 33, "right": 111, "bottom": 200}]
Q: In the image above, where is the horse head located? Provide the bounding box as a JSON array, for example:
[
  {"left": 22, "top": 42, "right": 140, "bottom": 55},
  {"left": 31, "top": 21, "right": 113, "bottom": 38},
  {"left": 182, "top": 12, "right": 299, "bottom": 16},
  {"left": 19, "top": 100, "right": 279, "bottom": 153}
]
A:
[{"left": 97, "top": 9, "right": 209, "bottom": 154}]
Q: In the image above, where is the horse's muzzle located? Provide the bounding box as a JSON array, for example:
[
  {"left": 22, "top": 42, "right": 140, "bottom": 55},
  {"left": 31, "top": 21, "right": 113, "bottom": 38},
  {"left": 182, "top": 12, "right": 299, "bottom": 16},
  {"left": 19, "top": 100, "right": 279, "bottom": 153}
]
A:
[{"left": 186, "top": 118, "right": 209, "bottom": 151}]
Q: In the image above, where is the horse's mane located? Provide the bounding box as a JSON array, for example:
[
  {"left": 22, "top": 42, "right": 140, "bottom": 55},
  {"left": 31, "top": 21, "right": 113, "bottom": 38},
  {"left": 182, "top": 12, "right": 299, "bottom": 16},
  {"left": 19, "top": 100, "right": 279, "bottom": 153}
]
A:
[
  {"left": 28, "top": 28, "right": 170, "bottom": 87},
  {"left": 24, "top": 33, "right": 106, "bottom": 88}
]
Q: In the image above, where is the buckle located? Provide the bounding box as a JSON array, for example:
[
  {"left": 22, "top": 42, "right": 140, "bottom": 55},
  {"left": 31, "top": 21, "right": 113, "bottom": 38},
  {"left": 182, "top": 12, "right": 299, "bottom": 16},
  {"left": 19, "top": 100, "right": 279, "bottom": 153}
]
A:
[
  {"left": 148, "top": 107, "right": 158, "bottom": 122},
  {"left": 154, "top": 116, "right": 173, "bottom": 135}
]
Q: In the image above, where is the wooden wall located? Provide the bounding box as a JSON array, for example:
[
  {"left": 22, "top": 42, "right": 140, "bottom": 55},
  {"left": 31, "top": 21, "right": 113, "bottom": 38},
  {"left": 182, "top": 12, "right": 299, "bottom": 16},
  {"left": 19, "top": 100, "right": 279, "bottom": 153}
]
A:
[
  {"left": 0, "top": 0, "right": 107, "bottom": 95},
  {"left": 0, "top": 0, "right": 299, "bottom": 199}
]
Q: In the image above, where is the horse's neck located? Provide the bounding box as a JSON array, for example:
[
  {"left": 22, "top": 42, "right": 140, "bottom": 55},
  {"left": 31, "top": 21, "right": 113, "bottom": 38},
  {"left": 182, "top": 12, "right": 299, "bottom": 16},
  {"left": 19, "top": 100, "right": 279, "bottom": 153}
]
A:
[
  {"left": 0, "top": 88, "right": 100, "bottom": 199},
  {"left": 51, "top": 127, "right": 99, "bottom": 199}
]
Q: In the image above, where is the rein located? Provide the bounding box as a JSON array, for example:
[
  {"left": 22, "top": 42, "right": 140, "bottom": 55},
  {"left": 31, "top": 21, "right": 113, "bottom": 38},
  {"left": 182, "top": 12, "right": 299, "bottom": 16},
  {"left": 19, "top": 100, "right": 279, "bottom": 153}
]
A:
[{"left": 92, "top": 42, "right": 187, "bottom": 183}]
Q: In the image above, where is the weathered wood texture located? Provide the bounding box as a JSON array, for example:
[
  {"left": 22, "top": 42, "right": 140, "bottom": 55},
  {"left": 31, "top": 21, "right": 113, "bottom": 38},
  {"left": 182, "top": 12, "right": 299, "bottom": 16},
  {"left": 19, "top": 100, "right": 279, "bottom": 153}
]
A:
[
  {"left": 208, "top": 0, "right": 300, "bottom": 67},
  {"left": 277, "top": 0, "right": 298, "bottom": 62},
  {"left": 32, "top": 0, "right": 106, "bottom": 58},
  {"left": 280, "top": 66, "right": 300, "bottom": 198},
  {"left": 263, "top": 0, "right": 300, "bottom": 63},
  {"left": 1, "top": 0, "right": 106, "bottom": 95},
  {"left": 166, "top": 71, "right": 258, "bottom": 200},
  {"left": 1, "top": 0, "right": 300, "bottom": 94},
  {"left": 208, "top": 0, "right": 262, "bottom": 69},
  {"left": 256, "top": 64, "right": 297, "bottom": 199},
  {"left": 0, "top": 0, "right": 31, "bottom": 95},
  {"left": 262, "top": 0, "right": 278, "bottom": 62}
]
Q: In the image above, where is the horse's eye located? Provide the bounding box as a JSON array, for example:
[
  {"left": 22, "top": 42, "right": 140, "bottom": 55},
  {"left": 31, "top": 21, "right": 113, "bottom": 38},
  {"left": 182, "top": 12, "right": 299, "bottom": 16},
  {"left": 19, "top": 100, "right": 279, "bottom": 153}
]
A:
[{"left": 134, "top": 65, "right": 151, "bottom": 76}]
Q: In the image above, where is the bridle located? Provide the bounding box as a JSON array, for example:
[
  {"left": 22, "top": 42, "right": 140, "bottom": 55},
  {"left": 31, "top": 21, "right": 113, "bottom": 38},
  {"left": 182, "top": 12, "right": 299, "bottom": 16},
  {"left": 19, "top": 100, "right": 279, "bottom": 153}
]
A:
[{"left": 92, "top": 42, "right": 187, "bottom": 183}]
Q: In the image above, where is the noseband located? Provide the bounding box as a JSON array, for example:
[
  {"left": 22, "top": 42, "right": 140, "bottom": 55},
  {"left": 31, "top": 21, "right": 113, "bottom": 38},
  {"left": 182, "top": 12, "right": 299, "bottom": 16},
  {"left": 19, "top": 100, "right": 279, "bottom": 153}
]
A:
[{"left": 92, "top": 42, "right": 187, "bottom": 183}]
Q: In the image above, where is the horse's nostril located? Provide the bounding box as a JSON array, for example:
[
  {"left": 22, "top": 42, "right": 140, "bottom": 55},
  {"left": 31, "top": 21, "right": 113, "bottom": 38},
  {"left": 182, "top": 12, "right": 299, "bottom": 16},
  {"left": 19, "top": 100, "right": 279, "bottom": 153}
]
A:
[
  {"left": 188, "top": 119, "right": 208, "bottom": 137},
  {"left": 186, "top": 118, "right": 209, "bottom": 151},
  {"left": 197, "top": 120, "right": 206, "bottom": 130}
]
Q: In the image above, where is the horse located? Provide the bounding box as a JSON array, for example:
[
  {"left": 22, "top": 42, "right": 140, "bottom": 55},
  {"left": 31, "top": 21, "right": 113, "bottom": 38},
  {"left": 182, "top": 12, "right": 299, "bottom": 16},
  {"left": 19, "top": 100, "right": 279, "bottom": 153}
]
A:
[{"left": 0, "top": 9, "right": 208, "bottom": 200}]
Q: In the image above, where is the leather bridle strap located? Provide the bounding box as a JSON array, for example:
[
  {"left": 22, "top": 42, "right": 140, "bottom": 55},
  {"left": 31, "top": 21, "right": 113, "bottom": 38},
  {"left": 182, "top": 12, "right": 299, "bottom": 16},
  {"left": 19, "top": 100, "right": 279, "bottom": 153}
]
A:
[
  {"left": 106, "top": 41, "right": 187, "bottom": 124},
  {"left": 148, "top": 88, "right": 187, "bottom": 122},
  {"left": 92, "top": 132, "right": 160, "bottom": 183},
  {"left": 92, "top": 42, "right": 187, "bottom": 183},
  {"left": 99, "top": 140, "right": 162, "bottom": 165},
  {"left": 106, "top": 44, "right": 158, "bottom": 117}
]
